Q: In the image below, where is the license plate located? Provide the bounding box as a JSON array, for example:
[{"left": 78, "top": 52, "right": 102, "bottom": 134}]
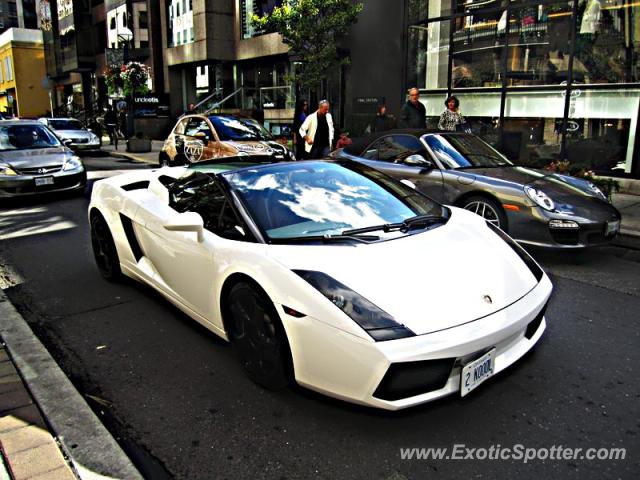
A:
[
  {"left": 605, "top": 220, "right": 620, "bottom": 236},
  {"left": 35, "top": 176, "right": 54, "bottom": 186},
  {"left": 461, "top": 348, "right": 495, "bottom": 397}
]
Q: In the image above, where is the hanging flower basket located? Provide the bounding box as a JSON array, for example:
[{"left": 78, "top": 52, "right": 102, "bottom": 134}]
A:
[{"left": 105, "top": 62, "right": 150, "bottom": 97}]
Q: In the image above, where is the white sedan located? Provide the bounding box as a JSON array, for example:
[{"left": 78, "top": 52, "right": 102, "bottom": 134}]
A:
[{"left": 88, "top": 158, "right": 552, "bottom": 410}]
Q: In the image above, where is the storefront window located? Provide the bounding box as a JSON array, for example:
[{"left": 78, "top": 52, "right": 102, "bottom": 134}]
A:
[
  {"left": 566, "top": 89, "right": 639, "bottom": 174},
  {"left": 506, "top": 3, "right": 574, "bottom": 86},
  {"left": 452, "top": 92, "right": 502, "bottom": 147},
  {"left": 503, "top": 91, "right": 566, "bottom": 165},
  {"left": 421, "top": 93, "right": 449, "bottom": 129},
  {"left": 451, "top": 11, "right": 506, "bottom": 87},
  {"left": 574, "top": 0, "right": 640, "bottom": 84}
]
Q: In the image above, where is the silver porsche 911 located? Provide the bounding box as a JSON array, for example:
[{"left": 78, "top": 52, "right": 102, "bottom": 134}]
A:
[{"left": 335, "top": 130, "right": 621, "bottom": 248}]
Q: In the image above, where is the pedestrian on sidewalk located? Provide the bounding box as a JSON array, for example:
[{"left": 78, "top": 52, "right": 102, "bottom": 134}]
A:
[
  {"left": 371, "top": 104, "right": 395, "bottom": 133},
  {"left": 438, "top": 95, "right": 470, "bottom": 132},
  {"left": 398, "top": 87, "right": 426, "bottom": 129},
  {"left": 299, "top": 100, "right": 334, "bottom": 159},
  {"left": 292, "top": 98, "right": 309, "bottom": 160},
  {"left": 335, "top": 130, "right": 352, "bottom": 149},
  {"left": 104, "top": 106, "right": 118, "bottom": 149}
]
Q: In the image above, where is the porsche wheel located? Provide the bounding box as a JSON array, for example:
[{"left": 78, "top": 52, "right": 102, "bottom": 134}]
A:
[
  {"left": 227, "top": 282, "right": 292, "bottom": 390},
  {"left": 463, "top": 195, "right": 508, "bottom": 231},
  {"left": 90, "top": 214, "right": 122, "bottom": 281}
]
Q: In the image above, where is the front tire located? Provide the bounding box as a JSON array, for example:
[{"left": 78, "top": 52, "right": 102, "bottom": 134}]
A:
[
  {"left": 462, "top": 195, "right": 508, "bottom": 231},
  {"left": 90, "top": 214, "right": 123, "bottom": 281},
  {"left": 227, "top": 282, "right": 292, "bottom": 390}
]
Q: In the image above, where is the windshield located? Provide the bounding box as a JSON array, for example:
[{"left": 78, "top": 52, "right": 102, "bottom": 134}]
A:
[
  {"left": 424, "top": 134, "right": 512, "bottom": 169},
  {"left": 223, "top": 161, "right": 445, "bottom": 242},
  {"left": 209, "top": 116, "right": 273, "bottom": 141},
  {"left": 0, "top": 124, "right": 61, "bottom": 151},
  {"left": 48, "top": 119, "right": 83, "bottom": 131}
]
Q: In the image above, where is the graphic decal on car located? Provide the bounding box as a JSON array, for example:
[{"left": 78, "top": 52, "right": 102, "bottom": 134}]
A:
[{"left": 184, "top": 139, "right": 204, "bottom": 162}]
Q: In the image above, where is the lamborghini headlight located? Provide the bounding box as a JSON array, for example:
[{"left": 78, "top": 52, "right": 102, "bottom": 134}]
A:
[
  {"left": 62, "top": 156, "right": 83, "bottom": 172},
  {"left": 294, "top": 270, "right": 415, "bottom": 341},
  {"left": 524, "top": 185, "right": 555, "bottom": 211},
  {"left": 0, "top": 163, "right": 17, "bottom": 176}
]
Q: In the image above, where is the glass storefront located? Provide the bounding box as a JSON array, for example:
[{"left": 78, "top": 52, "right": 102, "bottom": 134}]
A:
[{"left": 408, "top": 0, "right": 640, "bottom": 177}]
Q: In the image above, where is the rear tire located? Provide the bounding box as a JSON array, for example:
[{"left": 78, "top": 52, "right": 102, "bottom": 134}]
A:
[
  {"left": 226, "top": 282, "right": 292, "bottom": 390},
  {"left": 90, "top": 214, "right": 123, "bottom": 281},
  {"left": 462, "top": 195, "right": 508, "bottom": 231}
]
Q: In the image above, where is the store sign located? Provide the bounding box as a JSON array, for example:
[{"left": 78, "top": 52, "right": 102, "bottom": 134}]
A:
[
  {"left": 133, "top": 95, "right": 169, "bottom": 118},
  {"left": 353, "top": 96, "right": 380, "bottom": 113}
]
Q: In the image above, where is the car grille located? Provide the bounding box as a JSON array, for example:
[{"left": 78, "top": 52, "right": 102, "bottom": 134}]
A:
[
  {"left": 550, "top": 228, "right": 579, "bottom": 245},
  {"left": 73, "top": 138, "right": 89, "bottom": 144},
  {"left": 16, "top": 165, "right": 62, "bottom": 175}
]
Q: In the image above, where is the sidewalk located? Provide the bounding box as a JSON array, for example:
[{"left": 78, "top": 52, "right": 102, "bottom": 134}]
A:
[
  {"left": 100, "top": 140, "right": 164, "bottom": 166},
  {"left": 0, "top": 290, "right": 142, "bottom": 480}
]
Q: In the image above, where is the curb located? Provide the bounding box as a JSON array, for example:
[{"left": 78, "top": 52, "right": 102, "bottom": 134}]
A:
[
  {"left": 0, "top": 290, "right": 143, "bottom": 480},
  {"left": 107, "top": 151, "right": 155, "bottom": 165}
]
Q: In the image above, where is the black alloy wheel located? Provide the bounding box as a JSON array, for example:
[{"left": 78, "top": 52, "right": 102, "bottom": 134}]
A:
[
  {"left": 227, "top": 282, "right": 292, "bottom": 390},
  {"left": 90, "top": 214, "right": 123, "bottom": 281},
  {"left": 159, "top": 153, "right": 171, "bottom": 167},
  {"left": 462, "top": 195, "right": 508, "bottom": 231}
]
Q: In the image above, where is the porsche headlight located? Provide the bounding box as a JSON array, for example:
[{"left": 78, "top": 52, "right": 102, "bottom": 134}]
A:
[
  {"left": 524, "top": 185, "right": 555, "bottom": 211},
  {"left": 0, "top": 163, "right": 17, "bottom": 176},
  {"left": 62, "top": 156, "right": 83, "bottom": 172},
  {"left": 294, "top": 270, "right": 415, "bottom": 341},
  {"left": 587, "top": 182, "right": 607, "bottom": 201}
]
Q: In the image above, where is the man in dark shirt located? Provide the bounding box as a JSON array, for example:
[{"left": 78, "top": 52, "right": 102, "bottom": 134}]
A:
[{"left": 398, "top": 87, "right": 426, "bottom": 129}]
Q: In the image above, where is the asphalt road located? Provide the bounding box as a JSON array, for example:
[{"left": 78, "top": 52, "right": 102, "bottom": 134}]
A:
[{"left": 0, "top": 154, "right": 638, "bottom": 479}]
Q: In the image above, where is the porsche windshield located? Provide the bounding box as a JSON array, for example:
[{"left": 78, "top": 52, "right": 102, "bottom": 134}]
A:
[
  {"left": 209, "top": 115, "right": 273, "bottom": 141},
  {"left": 424, "top": 134, "right": 513, "bottom": 169},
  {"left": 223, "top": 161, "right": 445, "bottom": 242},
  {"left": 0, "top": 124, "right": 61, "bottom": 151}
]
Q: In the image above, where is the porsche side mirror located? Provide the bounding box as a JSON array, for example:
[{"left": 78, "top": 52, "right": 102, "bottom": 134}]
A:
[
  {"left": 62, "top": 138, "right": 73, "bottom": 147},
  {"left": 403, "top": 153, "right": 432, "bottom": 168},
  {"left": 164, "top": 212, "right": 204, "bottom": 242}
]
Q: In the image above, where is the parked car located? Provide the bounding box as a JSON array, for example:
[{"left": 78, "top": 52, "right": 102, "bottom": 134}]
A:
[
  {"left": 334, "top": 130, "right": 621, "bottom": 248},
  {"left": 0, "top": 120, "right": 86, "bottom": 197},
  {"left": 89, "top": 158, "right": 552, "bottom": 409},
  {"left": 38, "top": 117, "right": 101, "bottom": 151},
  {"left": 159, "top": 114, "right": 294, "bottom": 166}
]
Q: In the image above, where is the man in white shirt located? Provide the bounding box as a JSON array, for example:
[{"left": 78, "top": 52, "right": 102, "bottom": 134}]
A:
[{"left": 299, "top": 100, "right": 334, "bottom": 159}]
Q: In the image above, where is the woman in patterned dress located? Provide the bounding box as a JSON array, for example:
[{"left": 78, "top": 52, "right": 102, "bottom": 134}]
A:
[{"left": 438, "top": 96, "right": 465, "bottom": 131}]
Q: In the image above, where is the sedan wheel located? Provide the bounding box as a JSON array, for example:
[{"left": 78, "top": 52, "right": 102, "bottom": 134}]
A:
[
  {"left": 463, "top": 196, "right": 507, "bottom": 231},
  {"left": 227, "top": 282, "right": 292, "bottom": 390},
  {"left": 90, "top": 214, "right": 122, "bottom": 281}
]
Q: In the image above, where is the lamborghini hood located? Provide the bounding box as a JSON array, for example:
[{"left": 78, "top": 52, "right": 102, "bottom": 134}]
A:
[{"left": 267, "top": 208, "right": 542, "bottom": 335}]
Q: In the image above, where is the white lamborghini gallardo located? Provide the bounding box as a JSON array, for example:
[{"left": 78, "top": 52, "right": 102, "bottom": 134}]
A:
[{"left": 88, "top": 157, "right": 553, "bottom": 410}]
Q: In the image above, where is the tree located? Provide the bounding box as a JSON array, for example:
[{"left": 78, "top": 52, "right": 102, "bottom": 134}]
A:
[{"left": 252, "top": 0, "right": 363, "bottom": 91}]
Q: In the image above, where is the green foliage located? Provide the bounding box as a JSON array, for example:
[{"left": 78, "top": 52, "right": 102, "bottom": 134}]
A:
[
  {"left": 105, "top": 62, "right": 150, "bottom": 97},
  {"left": 252, "top": 0, "right": 363, "bottom": 90}
]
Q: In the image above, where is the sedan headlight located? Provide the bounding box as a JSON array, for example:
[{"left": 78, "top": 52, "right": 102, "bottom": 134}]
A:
[
  {"left": 90, "top": 133, "right": 99, "bottom": 142},
  {"left": 62, "top": 156, "right": 83, "bottom": 172},
  {"left": 0, "top": 163, "right": 17, "bottom": 176},
  {"left": 524, "top": 185, "right": 555, "bottom": 211},
  {"left": 294, "top": 270, "right": 415, "bottom": 341}
]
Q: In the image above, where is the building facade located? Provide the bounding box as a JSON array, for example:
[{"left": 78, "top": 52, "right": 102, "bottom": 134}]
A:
[
  {"left": 0, "top": 27, "right": 49, "bottom": 116},
  {"left": 405, "top": 0, "right": 640, "bottom": 178}
]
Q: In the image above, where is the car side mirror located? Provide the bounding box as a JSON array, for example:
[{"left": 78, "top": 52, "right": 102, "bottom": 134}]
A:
[
  {"left": 62, "top": 138, "right": 73, "bottom": 147},
  {"left": 403, "top": 153, "right": 432, "bottom": 168},
  {"left": 164, "top": 212, "right": 204, "bottom": 242}
]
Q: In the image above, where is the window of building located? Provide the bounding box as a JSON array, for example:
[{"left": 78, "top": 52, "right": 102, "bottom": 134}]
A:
[
  {"left": 110, "top": 17, "right": 116, "bottom": 30},
  {"left": 0, "top": 62, "right": 3, "bottom": 83},
  {"left": 139, "top": 11, "right": 148, "bottom": 29},
  {"left": 5, "top": 57, "right": 12, "bottom": 81}
]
